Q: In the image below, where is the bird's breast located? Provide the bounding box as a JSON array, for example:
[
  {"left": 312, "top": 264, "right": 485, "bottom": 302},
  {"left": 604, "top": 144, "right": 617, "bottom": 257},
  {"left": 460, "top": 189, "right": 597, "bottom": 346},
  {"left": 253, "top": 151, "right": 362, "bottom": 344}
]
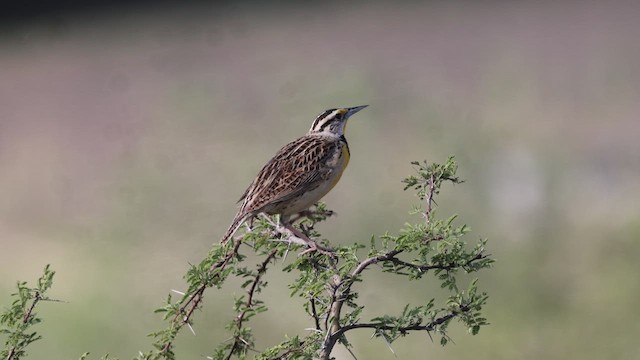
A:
[
  {"left": 272, "top": 141, "right": 350, "bottom": 216},
  {"left": 325, "top": 141, "right": 350, "bottom": 191}
]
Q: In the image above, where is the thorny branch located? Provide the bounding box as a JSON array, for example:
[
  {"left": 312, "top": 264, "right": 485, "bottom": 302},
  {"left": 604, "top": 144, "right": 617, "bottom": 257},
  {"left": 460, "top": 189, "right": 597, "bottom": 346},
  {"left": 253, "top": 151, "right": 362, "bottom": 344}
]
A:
[
  {"left": 318, "top": 165, "right": 482, "bottom": 360},
  {"left": 147, "top": 158, "right": 488, "bottom": 360},
  {"left": 158, "top": 209, "right": 333, "bottom": 358},
  {"left": 259, "top": 214, "right": 335, "bottom": 256},
  {"left": 225, "top": 249, "right": 278, "bottom": 360},
  {"left": 318, "top": 244, "right": 485, "bottom": 359},
  {"left": 161, "top": 239, "right": 243, "bottom": 355},
  {"left": 333, "top": 305, "right": 469, "bottom": 340},
  {"left": 387, "top": 252, "right": 487, "bottom": 273},
  {"left": 6, "top": 292, "right": 42, "bottom": 360},
  {"left": 310, "top": 297, "right": 321, "bottom": 331}
]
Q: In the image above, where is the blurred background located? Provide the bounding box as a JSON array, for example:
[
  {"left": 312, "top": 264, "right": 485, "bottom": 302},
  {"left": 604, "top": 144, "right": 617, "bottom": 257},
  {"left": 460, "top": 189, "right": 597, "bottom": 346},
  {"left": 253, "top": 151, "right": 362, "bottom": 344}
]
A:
[{"left": 1, "top": 1, "right": 639, "bottom": 359}]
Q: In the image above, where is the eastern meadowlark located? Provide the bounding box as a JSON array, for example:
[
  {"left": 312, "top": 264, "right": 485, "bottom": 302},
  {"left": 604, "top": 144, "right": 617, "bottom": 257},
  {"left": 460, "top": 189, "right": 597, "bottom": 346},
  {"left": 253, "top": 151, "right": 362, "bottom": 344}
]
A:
[{"left": 220, "top": 105, "right": 368, "bottom": 250}]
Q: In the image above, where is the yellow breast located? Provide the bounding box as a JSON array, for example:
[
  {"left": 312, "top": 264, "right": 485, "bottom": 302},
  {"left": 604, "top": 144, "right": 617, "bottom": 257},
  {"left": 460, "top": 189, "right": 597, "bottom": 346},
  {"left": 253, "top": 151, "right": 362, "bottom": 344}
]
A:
[{"left": 326, "top": 144, "right": 350, "bottom": 192}]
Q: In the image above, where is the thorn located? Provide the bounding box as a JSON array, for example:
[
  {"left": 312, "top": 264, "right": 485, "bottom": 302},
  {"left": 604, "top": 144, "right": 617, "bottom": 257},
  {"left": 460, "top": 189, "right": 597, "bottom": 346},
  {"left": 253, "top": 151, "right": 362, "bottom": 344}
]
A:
[
  {"left": 282, "top": 242, "right": 291, "bottom": 263},
  {"left": 40, "top": 297, "right": 68, "bottom": 303},
  {"left": 304, "top": 328, "right": 324, "bottom": 333},
  {"left": 171, "top": 289, "right": 185, "bottom": 296},
  {"left": 345, "top": 345, "right": 358, "bottom": 360},
  {"left": 187, "top": 322, "right": 196, "bottom": 336},
  {"left": 380, "top": 333, "right": 396, "bottom": 357}
]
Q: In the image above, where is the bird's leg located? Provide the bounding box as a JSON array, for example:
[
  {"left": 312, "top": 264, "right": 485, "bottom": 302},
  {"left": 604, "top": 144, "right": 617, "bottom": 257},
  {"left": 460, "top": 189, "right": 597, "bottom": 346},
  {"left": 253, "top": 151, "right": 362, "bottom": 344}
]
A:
[
  {"left": 281, "top": 221, "right": 335, "bottom": 257},
  {"left": 288, "top": 208, "right": 335, "bottom": 224},
  {"left": 244, "top": 216, "right": 255, "bottom": 232},
  {"left": 286, "top": 210, "right": 314, "bottom": 224}
]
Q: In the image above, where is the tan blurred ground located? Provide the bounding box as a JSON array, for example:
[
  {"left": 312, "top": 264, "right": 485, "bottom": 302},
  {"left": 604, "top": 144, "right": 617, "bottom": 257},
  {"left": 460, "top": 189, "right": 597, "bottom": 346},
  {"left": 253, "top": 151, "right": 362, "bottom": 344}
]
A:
[{"left": 1, "top": 2, "right": 639, "bottom": 359}]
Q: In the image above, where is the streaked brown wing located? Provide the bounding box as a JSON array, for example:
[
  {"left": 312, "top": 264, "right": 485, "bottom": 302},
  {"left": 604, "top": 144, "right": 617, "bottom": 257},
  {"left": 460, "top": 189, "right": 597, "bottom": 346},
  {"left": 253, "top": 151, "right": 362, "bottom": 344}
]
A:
[{"left": 238, "top": 136, "right": 336, "bottom": 214}]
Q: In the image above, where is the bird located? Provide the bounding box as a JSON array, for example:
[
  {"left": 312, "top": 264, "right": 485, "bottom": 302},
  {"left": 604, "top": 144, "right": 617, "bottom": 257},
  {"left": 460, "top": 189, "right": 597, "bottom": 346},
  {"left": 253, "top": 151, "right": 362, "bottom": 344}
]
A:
[{"left": 220, "top": 105, "right": 368, "bottom": 252}]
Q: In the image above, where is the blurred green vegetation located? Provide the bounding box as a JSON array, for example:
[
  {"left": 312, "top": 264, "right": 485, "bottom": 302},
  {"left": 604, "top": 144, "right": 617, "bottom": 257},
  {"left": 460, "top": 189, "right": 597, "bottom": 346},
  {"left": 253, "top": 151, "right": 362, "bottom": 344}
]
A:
[{"left": 1, "top": 1, "right": 639, "bottom": 359}]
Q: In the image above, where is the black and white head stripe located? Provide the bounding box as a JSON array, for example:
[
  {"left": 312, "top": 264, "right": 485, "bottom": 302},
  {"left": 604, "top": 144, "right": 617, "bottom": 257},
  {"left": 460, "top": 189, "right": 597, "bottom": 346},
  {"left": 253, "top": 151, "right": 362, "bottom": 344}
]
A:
[{"left": 310, "top": 108, "right": 345, "bottom": 132}]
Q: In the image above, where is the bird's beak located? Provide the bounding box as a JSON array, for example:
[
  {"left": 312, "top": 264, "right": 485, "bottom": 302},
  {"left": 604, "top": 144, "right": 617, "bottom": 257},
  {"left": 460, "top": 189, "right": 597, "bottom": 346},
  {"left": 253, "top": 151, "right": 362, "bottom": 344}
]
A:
[{"left": 345, "top": 105, "right": 368, "bottom": 118}]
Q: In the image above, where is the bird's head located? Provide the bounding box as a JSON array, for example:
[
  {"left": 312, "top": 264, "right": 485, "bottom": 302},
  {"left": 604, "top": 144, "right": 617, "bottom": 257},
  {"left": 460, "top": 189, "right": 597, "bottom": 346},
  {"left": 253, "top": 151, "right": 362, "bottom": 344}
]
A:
[{"left": 308, "top": 105, "right": 368, "bottom": 137}]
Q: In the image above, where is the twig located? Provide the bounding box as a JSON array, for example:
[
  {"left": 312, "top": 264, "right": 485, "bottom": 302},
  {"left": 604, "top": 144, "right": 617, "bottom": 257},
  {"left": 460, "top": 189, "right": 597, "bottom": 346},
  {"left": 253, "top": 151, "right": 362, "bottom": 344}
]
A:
[
  {"left": 6, "top": 291, "right": 42, "bottom": 360},
  {"left": 351, "top": 250, "right": 402, "bottom": 277},
  {"left": 333, "top": 305, "right": 469, "bottom": 341},
  {"left": 270, "top": 341, "right": 306, "bottom": 359},
  {"left": 22, "top": 291, "right": 41, "bottom": 323},
  {"left": 319, "top": 247, "right": 486, "bottom": 359},
  {"left": 319, "top": 249, "right": 402, "bottom": 359},
  {"left": 226, "top": 249, "right": 278, "bottom": 360},
  {"left": 161, "top": 238, "right": 243, "bottom": 354},
  {"left": 387, "top": 252, "right": 487, "bottom": 273},
  {"left": 260, "top": 214, "right": 335, "bottom": 256},
  {"left": 310, "top": 297, "right": 321, "bottom": 331},
  {"left": 425, "top": 174, "right": 435, "bottom": 225}
]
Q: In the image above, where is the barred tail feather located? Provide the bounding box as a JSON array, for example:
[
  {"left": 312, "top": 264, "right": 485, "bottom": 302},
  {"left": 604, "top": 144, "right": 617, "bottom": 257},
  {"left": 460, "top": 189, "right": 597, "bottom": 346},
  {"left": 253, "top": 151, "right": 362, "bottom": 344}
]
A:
[{"left": 220, "top": 213, "right": 251, "bottom": 244}]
